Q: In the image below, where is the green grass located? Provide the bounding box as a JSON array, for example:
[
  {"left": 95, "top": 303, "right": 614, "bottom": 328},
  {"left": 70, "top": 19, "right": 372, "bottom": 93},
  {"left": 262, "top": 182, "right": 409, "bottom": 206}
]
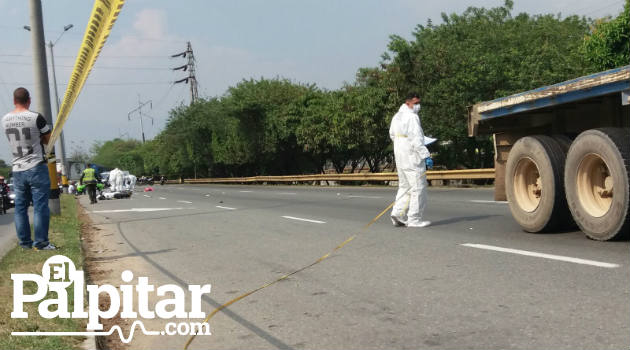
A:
[{"left": 0, "top": 195, "right": 86, "bottom": 350}]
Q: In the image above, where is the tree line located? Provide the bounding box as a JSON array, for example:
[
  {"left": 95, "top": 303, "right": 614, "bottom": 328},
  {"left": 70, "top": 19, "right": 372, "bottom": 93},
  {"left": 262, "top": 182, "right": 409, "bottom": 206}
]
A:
[{"left": 78, "top": 0, "right": 628, "bottom": 179}]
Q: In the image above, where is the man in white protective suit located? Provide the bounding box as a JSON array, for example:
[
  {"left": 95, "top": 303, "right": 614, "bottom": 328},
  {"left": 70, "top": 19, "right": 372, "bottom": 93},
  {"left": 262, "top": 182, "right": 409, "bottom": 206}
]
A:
[
  {"left": 389, "top": 92, "right": 431, "bottom": 228},
  {"left": 115, "top": 169, "right": 125, "bottom": 192},
  {"left": 108, "top": 168, "right": 119, "bottom": 192},
  {"left": 127, "top": 174, "right": 137, "bottom": 191}
]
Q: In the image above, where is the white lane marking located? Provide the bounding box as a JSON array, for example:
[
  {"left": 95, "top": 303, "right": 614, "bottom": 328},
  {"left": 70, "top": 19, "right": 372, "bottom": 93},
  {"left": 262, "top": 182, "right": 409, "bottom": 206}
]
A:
[
  {"left": 159, "top": 197, "right": 166, "bottom": 200},
  {"left": 239, "top": 190, "right": 253, "bottom": 193},
  {"left": 278, "top": 192, "right": 297, "bottom": 195},
  {"left": 281, "top": 216, "right": 326, "bottom": 224},
  {"left": 216, "top": 206, "right": 237, "bottom": 210},
  {"left": 92, "top": 208, "right": 187, "bottom": 213},
  {"left": 143, "top": 194, "right": 151, "bottom": 198},
  {"left": 347, "top": 195, "right": 382, "bottom": 199},
  {"left": 469, "top": 200, "right": 508, "bottom": 204},
  {"left": 461, "top": 243, "right": 620, "bottom": 268},
  {"left": 205, "top": 194, "right": 211, "bottom": 197},
  {"left": 177, "top": 200, "right": 193, "bottom": 204}
]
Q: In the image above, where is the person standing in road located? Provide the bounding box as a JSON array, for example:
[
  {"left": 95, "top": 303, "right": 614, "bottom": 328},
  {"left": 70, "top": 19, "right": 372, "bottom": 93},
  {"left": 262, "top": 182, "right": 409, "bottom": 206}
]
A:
[
  {"left": 389, "top": 92, "right": 431, "bottom": 228},
  {"left": 80, "top": 163, "right": 100, "bottom": 204},
  {"left": 1, "top": 87, "right": 55, "bottom": 250}
]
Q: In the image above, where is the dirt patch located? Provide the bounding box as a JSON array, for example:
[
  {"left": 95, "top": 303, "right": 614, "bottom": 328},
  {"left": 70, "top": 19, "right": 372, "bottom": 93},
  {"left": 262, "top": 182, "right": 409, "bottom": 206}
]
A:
[
  {"left": 80, "top": 205, "right": 129, "bottom": 350},
  {"left": 78, "top": 201, "right": 173, "bottom": 350}
]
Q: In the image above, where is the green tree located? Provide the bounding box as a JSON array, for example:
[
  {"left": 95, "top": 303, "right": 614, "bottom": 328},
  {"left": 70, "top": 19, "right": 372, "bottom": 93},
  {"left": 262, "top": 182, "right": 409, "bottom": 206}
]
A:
[
  {"left": 91, "top": 139, "right": 144, "bottom": 175},
  {"left": 0, "top": 159, "right": 9, "bottom": 178},
  {"left": 582, "top": 0, "right": 630, "bottom": 70},
  {"left": 219, "top": 78, "right": 315, "bottom": 175},
  {"left": 296, "top": 90, "right": 355, "bottom": 173},
  {"left": 296, "top": 85, "right": 393, "bottom": 173},
  {"left": 379, "top": 0, "right": 591, "bottom": 169}
]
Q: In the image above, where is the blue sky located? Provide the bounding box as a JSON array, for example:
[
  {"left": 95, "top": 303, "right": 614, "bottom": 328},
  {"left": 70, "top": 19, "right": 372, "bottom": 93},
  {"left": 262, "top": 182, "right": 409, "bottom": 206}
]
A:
[{"left": 0, "top": 0, "right": 626, "bottom": 164}]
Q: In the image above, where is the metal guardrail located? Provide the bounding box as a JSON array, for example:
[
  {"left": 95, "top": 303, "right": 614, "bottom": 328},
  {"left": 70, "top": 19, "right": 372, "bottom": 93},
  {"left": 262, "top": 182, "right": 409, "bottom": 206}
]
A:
[{"left": 168, "top": 169, "right": 495, "bottom": 184}]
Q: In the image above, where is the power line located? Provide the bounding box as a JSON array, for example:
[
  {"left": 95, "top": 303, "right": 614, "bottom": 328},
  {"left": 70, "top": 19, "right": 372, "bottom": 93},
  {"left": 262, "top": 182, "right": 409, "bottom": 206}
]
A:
[
  {"left": 0, "top": 60, "right": 172, "bottom": 71},
  {"left": 128, "top": 97, "right": 153, "bottom": 143},
  {"left": 0, "top": 23, "right": 186, "bottom": 43},
  {"left": 0, "top": 81, "right": 173, "bottom": 86},
  {"left": 0, "top": 53, "right": 176, "bottom": 59},
  {"left": 151, "top": 83, "right": 177, "bottom": 111}
]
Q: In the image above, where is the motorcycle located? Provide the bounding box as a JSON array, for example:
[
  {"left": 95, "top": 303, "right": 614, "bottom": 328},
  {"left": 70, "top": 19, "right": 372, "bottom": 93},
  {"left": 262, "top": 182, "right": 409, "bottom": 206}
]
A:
[
  {"left": 138, "top": 176, "right": 154, "bottom": 186},
  {"left": 0, "top": 187, "right": 8, "bottom": 215}
]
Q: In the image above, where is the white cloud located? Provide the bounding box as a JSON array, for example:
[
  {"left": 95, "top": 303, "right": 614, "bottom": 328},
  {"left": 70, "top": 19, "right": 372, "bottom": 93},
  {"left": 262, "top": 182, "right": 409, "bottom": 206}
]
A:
[
  {"left": 132, "top": 8, "right": 168, "bottom": 40},
  {"left": 105, "top": 8, "right": 182, "bottom": 57}
]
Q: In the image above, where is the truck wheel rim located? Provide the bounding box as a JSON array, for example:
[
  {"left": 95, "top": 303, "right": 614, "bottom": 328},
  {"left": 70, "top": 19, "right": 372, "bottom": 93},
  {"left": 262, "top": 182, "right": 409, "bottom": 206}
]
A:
[
  {"left": 514, "top": 157, "right": 541, "bottom": 212},
  {"left": 577, "top": 153, "right": 613, "bottom": 218}
]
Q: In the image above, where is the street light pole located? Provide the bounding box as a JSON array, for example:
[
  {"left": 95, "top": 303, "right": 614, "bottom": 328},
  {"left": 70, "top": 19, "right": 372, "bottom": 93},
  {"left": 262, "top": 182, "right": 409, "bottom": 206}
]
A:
[{"left": 48, "top": 24, "right": 73, "bottom": 192}]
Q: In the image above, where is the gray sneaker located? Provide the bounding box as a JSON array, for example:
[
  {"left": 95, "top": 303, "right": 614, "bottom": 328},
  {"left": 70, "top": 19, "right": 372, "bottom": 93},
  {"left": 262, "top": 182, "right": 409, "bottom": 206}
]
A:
[{"left": 34, "top": 243, "right": 57, "bottom": 251}]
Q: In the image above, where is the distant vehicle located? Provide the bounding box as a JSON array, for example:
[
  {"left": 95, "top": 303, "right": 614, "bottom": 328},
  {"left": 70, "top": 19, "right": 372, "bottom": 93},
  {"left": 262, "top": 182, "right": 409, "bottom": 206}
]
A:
[
  {"left": 138, "top": 176, "right": 154, "bottom": 185},
  {"left": 8, "top": 184, "right": 15, "bottom": 208}
]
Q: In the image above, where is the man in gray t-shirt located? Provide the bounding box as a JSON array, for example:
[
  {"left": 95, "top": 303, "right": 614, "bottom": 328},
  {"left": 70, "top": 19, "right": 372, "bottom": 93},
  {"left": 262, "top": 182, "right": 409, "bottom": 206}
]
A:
[
  {"left": 1, "top": 87, "right": 55, "bottom": 250},
  {"left": 3, "top": 105, "right": 50, "bottom": 171}
]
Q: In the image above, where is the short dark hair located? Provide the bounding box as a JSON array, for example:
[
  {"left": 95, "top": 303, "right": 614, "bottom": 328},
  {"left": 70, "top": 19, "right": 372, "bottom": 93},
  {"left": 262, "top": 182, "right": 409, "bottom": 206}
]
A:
[
  {"left": 13, "top": 87, "right": 30, "bottom": 105},
  {"left": 405, "top": 92, "right": 420, "bottom": 101}
]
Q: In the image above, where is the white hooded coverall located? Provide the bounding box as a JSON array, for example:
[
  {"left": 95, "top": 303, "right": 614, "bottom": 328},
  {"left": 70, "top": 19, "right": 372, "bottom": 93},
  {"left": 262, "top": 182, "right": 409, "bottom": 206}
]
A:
[
  {"left": 389, "top": 103, "right": 431, "bottom": 225},
  {"left": 115, "top": 170, "right": 125, "bottom": 192},
  {"left": 108, "top": 169, "right": 119, "bottom": 191},
  {"left": 127, "top": 174, "right": 137, "bottom": 191}
]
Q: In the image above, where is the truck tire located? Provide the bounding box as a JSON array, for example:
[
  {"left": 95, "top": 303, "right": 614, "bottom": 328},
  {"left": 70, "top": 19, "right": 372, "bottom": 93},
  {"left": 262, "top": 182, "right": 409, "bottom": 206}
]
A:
[
  {"left": 506, "top": 135, "right": 571, "bottom": 232},
  {"left": 564, "top": 128, "right": 630, "bottom": 241},
  {"left": 553, "top": 134, "right": 573, "bottom": 153}
]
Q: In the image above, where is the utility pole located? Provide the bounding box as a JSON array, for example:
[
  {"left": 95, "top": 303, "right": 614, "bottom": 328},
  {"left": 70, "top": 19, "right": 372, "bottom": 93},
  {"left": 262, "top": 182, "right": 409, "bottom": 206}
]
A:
[
  {"left": 28, "top": 0, "right": 60, "bottom": 215},
  {"left": 172, "top": 41, "right": 199, "bottom": 104},
  {"left": 128, "top": 96, "right": 153, "bottom": 143}
]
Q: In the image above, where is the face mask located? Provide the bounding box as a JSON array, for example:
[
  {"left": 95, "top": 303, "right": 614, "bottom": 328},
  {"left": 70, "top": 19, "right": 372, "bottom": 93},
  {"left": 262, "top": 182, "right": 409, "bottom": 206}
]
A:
[{"left": 413, "top": 104, "right": 421, "bottom": 114}]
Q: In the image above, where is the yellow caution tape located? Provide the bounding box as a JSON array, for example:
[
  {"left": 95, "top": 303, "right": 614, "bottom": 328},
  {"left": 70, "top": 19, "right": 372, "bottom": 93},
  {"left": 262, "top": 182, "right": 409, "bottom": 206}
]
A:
[
  {"left": 45, "top": 0, "right": 126, "bottom": 156},
  {"left": 183, "top": 199, "right": 398, "bottom": 349}
]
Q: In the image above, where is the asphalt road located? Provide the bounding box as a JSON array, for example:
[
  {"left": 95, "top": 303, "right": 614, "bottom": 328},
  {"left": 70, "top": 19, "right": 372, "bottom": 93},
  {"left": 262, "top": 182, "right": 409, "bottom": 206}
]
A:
[
  {"left": 82, "top": 185, "right": 630, "bottom": 350},
  {"left": 0, "top": 208, "right": 16, "bottom": 258}
]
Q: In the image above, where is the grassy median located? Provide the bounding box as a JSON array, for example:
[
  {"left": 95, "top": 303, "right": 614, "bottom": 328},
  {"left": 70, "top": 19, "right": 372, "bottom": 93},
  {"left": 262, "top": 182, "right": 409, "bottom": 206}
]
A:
[{"left": 0, "top": 195, "right": 86, "bottom": 350}]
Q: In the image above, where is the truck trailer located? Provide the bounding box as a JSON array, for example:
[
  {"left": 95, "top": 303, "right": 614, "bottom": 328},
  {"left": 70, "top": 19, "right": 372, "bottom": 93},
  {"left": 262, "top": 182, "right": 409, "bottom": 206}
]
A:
[{"left": 468, "top": 65, "right": 630, "bottom": 241}]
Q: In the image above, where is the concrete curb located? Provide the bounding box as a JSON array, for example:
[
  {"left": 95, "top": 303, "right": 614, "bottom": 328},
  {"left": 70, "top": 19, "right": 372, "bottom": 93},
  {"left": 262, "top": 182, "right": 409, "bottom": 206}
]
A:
[{"left": 0, "top": 213, "right": 17, "bottom": 260}]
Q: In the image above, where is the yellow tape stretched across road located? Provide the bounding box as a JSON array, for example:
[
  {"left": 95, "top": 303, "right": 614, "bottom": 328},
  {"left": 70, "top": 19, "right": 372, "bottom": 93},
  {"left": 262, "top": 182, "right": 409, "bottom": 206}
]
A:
[
  {"left": 183, "top": 199, "right": 399, "bottom": 349},
  {"left": 45, "top": 0, "right": 125, "bottom": 156}
]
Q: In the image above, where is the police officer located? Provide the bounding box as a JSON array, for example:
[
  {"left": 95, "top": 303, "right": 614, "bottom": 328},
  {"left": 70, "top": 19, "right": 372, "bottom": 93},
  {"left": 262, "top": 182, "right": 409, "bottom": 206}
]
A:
[{"left": 80, "top": 163, "right": 100, "bottom": 204}]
